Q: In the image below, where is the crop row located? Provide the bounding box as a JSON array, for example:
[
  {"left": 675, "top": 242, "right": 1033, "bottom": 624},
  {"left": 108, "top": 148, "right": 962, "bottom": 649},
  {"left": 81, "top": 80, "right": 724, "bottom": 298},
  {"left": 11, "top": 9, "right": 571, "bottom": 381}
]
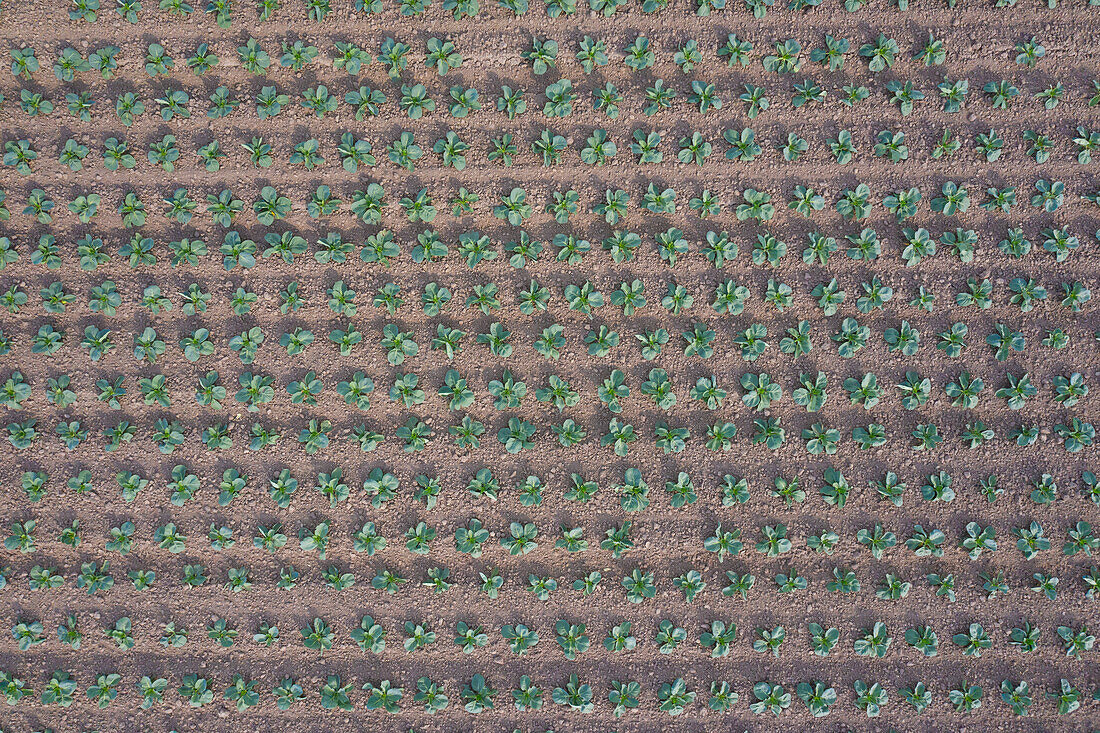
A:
[
  {"left": 6, "top": 508, "right": 1100, "bottom": 559},
  {"left": 0, "top": 666, "right": 1095, "bottom": 718},
  {"left": 6, "top": 556, "right": 1100, "bottom": 605},
  {"left": 5, "top": 450, "right": 1100, "bottom": 502},
  {"left": 42, "top": 0, "right": 1100, "bottom": 25},
  {"left": 2, "top": 391, "right": 1093, "bottom": 455},
  {"left": 8, "top": 505, "right": 1100, "bottom": 554},
  {"left": 4, "top": 75, "right": 1096, "bottom": 122},
  {"left": 0, "top": 269, "right": 1091, "bottom": 321},
  {"left": 6, "top": 610, "right": 1099, "bottom": 659},
  {"left": 2, "top": 374, "right": 1093, "bottom": 449},
  {"left": 3, "top": 416, "right": 1093, "bottom": 456},
  {"left": 0, "top": 225, "right": 1093, "bottom": 295},
  {"left": 0, "top": 308, "right": 1090, "bottom": 367},
  {"left": 6, "top": 126, "right": 1100, "bottom": 177},
  {"left": 2, "top": 357, "right": 1090, "bottom": 408},
  {"left": 2, "top": 30, "right": 1085, "bottom": 85},
  {"left": 2, "top": 185, "right": 1095, "bottom": 255},
  {"left": 3, "top": 162, "right": 1100, "bottom": 222}
]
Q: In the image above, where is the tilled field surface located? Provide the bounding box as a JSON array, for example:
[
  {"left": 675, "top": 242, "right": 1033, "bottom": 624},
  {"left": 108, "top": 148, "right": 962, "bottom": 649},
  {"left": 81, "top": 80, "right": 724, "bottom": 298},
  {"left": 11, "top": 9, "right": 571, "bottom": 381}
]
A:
[{"left": 1, "top": 0, "right": 1099, "bottom": 730}]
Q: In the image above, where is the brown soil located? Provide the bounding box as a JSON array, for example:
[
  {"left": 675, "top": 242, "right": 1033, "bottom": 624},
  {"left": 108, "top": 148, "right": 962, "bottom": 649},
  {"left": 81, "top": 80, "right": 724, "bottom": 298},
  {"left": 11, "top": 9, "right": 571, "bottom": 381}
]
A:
[{"left": 1, "top": 0, "right": 1099, "bottom": 731}]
